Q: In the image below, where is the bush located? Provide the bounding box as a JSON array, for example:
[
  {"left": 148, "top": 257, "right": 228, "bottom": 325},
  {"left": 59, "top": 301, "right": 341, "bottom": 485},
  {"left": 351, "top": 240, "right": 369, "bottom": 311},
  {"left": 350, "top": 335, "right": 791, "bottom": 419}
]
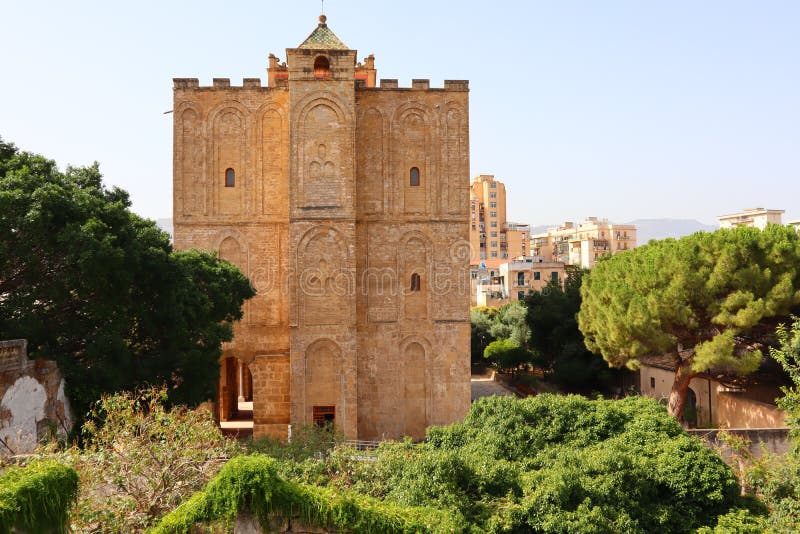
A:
[
  {"left": 240, "top": 395, "right": 748, "bottom": 533},
  {"left": 152, "top": 455, "right": 467, "bottom": 534},
  {"left": 0, "top": 460, "right": 78, "bottom": 534},
  {"left": 57, "top": 386, "right": 240, "bottom": 532},
  {"left": 483, "top": 338, "right": 530, "bottom": 376}
]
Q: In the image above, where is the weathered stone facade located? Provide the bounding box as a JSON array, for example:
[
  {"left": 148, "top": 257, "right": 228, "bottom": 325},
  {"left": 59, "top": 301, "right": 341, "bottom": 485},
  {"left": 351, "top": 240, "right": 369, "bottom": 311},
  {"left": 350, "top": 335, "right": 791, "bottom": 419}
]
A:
[
  {"left": 173, "top": 16, "right": 471, "bottom": 441},
  {"left": 0, "top": 340, "right": 73, "bottom": 455}
]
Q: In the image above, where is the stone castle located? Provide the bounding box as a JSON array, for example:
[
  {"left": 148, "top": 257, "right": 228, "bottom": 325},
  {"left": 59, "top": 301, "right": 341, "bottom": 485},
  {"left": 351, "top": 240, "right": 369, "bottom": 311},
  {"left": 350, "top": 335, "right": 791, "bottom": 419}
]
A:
[{"left": 172, "top": 15, "right": 471, "bottom": 440}]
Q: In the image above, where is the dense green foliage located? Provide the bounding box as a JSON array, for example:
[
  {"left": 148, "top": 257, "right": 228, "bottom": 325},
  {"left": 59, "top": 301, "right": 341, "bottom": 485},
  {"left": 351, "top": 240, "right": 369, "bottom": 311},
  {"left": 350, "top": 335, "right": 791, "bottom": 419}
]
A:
[
  {"left": 578, "top": 226, "right": 800, "bottom": 416},
  {"left": 471, "top": 306, "right": 498, "bottom": 367},
  {"left": 471, "top": 303, "right": 530, "bottom": 370},
  {"left": 488, "top": 301, "right": 530, "bottom": 350},
  {"left": 157, "top": 395, "right": 751, "bottom": 533},
  {"left": 524, "top": 270, "right": 620, "bottom": 392},
  {"left": 770, "top": 315, "right": 800, "bottom": 442},
  {"left": 740, "top": 316, "right": 800, "bottom": 531},
  {"left": 483, "top": 338, "right": 529, "bottom": 376},
  {"left": 152, "top": 455, "right": 465, "bottom": 534},
  {"left": 0, "top": 138, "right": 254, "bottom": 417},
  {"left": 0, "top": 460, "right": 78, "bottom": 534}
]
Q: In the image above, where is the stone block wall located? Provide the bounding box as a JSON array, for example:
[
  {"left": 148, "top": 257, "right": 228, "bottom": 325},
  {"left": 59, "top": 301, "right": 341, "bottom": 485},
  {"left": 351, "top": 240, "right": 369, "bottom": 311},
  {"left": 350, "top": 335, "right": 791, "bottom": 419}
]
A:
[{"left": 173, "top": 27, "right": 471, "bottom": 441}]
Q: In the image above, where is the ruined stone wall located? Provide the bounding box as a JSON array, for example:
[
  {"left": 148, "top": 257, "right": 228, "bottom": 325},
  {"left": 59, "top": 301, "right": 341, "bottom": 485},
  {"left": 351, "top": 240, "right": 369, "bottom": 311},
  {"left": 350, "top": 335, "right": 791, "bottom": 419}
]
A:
[{"left": 0, "top": 340, "right": 73, "bottom": 455}]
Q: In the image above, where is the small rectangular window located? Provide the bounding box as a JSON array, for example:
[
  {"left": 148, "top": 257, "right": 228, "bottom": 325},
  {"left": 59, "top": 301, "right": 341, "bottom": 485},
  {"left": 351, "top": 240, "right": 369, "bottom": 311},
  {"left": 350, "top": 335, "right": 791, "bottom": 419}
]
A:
[
  {"left": 490, "top": 183, "right": 497, "bottom": 188},
  {"left": 490, "top": 212, "right": 497, "bottom": 218},
  {"left": 534, "top": 271, "right": 541, "bottom": 280},
  {"left": 491, "top": 251, "right": 498, "bottom": 258},
  {"left": 551, "top": 272, "right": 559, "bottom": 282},
  {"left": 491, "top": 222, "right": 498, "bottom": 228},
  {"left": 490, "top": 202, "right": 497, "bottom": 208},
  {"left": 491, "top": 232, "right": 498, "bottom": 237},
  {"left": 312, "top": 406, "right": 335, "bottom": 427},
  {"left": 490, "top": 241, "right": 497, "bottom": 247},
  {"left": 650, "top": 377, "right": 656, "bottom": 388}
]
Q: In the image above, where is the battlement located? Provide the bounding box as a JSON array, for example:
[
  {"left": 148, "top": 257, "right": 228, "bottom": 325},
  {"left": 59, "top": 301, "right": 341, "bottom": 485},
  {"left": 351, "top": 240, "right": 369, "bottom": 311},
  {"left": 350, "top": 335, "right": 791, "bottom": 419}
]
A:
[
  {"left": 361, "top": 79, "right": 469, "bottom": 91},
  {"left": 173, "top": 78, "right": 281, "bottom": 90}
]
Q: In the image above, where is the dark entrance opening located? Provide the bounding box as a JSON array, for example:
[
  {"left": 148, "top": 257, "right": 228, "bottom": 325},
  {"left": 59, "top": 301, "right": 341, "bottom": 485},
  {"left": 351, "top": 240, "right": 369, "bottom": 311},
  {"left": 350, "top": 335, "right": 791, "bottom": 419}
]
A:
[{"left": 313, "top": 405, "right": 336, "bottom": 427}]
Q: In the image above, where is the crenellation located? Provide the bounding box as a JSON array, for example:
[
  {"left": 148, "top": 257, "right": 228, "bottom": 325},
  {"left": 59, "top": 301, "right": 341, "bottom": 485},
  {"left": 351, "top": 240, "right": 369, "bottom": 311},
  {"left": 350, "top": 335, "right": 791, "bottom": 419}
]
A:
[
  {"left": 173, "top": 78, "right": 199, "bottom": 89},
  {"left": 444, "top": 80, "right": 470, "bottom": 91},
  {"left": 412, "top": 79, "right": 430, "bottom": 90},
  {"left": 243, "top": 78, "right": 262, "bottom": 88},
  {"left": 212, "top": 78, "right": 231, "bottom": 88},
  {"left": 380, "top": 78, "right": 398, "bottom": 88}
]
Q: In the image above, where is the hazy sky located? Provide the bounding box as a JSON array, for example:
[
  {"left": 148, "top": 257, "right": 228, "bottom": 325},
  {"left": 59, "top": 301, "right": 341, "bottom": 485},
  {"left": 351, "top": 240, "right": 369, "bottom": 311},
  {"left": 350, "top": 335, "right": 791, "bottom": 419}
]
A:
[{"left": 2, "top": 0, "right": 798, "bottom": 226}]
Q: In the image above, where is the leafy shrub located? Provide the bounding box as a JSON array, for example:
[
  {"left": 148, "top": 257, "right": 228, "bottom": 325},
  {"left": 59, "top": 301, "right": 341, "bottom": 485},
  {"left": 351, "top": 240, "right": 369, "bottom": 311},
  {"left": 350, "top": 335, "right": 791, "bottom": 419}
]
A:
[
  {"left": 697, "top": 508, "right": 768, "bottom": 533},
  {"left": 0, "top": 460, "right": 78, "bottom": 534},
  {"left": 236, "top": 395, "right": 748, "bottom": 533},
  {"left": 56, "top": 386, "right": 239, "bottom": 532},
  {"left": 152, "top": 455, "right": 467, "bottom": 534},
  {"left": 248, "top": 423, "right": 343, "bottom": 462},
  {"left": 483, "top": 338, "right": 530, "bottom": 376}
]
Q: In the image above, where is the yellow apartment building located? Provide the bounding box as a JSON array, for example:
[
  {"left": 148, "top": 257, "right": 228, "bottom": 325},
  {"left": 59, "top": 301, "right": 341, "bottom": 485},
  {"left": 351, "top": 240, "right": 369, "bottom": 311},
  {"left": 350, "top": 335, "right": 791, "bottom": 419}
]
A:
[
  {"left": 469, "top": 175, "right": 528, "bottom": 266},
  {"left": 530, "top": 217, "right": 636, "bottom": 269}
]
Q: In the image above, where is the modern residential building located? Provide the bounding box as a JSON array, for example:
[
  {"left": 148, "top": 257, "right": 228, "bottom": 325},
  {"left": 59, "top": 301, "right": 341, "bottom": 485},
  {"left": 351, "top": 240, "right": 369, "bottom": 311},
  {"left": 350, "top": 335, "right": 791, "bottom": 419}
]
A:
[
  {"left": 530, "top": 217, "right": 637, "bottom": 269},
  {"left": 473, "top": 256, "right": 566, "bottom": 307},
  {"left": 469, "top": 175, "right": 528, "bottom": 267},
  {"left": 789, "top": 220, "right": 800, "bottom": 232},
  {"left": 718, "top": 208, "right": 785, "bottom": 230}
]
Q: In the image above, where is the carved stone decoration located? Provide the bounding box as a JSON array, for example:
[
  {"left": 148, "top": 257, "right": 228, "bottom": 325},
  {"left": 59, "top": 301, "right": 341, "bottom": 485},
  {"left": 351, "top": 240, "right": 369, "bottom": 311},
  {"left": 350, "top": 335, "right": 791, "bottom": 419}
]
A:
[{"left": 300, "top": 104, "right": 343, "bottom": 208}]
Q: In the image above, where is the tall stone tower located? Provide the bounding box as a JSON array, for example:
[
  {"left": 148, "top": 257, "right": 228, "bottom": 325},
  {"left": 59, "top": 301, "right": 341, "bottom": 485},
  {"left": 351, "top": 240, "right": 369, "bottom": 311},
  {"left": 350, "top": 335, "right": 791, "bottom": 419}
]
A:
[{"left": 173, "top": 15, "right": 471, "bottom": 440}]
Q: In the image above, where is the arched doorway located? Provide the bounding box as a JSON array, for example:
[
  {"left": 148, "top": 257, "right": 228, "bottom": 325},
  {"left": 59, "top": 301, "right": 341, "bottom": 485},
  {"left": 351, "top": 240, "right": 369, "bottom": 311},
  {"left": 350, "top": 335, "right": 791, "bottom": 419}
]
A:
[
  {"left": 219, "top": 357, "right": 254, "bottom": 437},
  {"left": 682, "top": 388, "right": 698, "bottom": 428}
]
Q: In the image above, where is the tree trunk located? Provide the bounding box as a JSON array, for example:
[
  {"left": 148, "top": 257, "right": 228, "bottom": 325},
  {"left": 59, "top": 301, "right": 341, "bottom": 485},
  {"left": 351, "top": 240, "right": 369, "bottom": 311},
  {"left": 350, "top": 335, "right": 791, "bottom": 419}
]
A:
[{"left": 667, "top": 356, "right": 694, "bottom": 421}]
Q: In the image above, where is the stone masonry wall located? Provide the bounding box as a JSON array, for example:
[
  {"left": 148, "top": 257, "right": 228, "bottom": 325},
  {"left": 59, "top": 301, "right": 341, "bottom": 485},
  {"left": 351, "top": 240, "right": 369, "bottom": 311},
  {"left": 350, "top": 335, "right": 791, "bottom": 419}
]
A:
[{"left": 173, "top": 40, "right": 471, "bottom": 441}]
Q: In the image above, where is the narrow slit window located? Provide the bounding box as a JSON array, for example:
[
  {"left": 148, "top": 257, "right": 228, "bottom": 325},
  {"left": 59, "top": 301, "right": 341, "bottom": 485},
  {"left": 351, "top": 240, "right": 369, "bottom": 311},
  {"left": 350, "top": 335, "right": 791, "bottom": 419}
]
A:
[
  {"left": 410, "top": 167, "right": 420, "bottom": 187},
  {"left": 410, "top": 273, "right": 421, "bottom": 292},
  {"left": 225, "top": 168, "right": 235, "bottom": 187}
]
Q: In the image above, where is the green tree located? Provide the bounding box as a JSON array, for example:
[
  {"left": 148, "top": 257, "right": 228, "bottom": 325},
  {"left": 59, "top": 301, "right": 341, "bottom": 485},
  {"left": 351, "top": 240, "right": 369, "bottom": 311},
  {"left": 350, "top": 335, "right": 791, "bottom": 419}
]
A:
[
  {"left": 483, "top": 338, "right": 529, "bottom": 376},
  {"left": 525, "top": 268, "right": 620, "bottom": 392},
  {"left": 578, "top": 227, "right": 800, "bottom": 419},
  {"left": 470, "top": 306, "right": 496, "bottom": 367},
  {"left": 0, "top": 138, "right": 254, "bottom": 418},
  {"left": 489, "top": 300, "right": 530, "bottom": 350}
]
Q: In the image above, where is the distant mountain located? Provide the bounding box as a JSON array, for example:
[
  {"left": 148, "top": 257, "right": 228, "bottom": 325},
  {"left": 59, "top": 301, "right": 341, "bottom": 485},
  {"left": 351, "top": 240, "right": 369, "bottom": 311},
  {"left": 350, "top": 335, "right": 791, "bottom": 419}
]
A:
[
  {"left": 529, "top": 225, "right": 551, "bottom": 235},
  {"left": 625, "top": 219, "right": 717, "bottom": 244}
]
